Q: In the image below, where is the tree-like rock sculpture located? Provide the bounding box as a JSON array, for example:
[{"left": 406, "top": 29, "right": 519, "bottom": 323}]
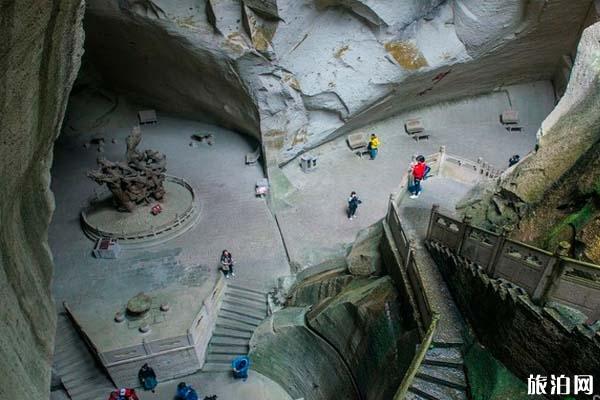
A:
[{"left": 87, "top": 126, "right": 166, "bottom": 212}]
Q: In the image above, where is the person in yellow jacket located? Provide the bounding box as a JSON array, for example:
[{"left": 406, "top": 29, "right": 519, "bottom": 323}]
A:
[{"left": 368, "top": 134, "right": 380, "bottom": 160}]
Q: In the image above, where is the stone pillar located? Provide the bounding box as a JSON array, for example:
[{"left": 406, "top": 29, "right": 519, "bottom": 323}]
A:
[
  {"left": 532, "top": 241, "right": 571, "bottom": 306},
  {"left": 487, "top": 225, "right": 513, "bottom": 276},
  {"left": 456, "top": 215, "right": 472, "bottom": 256},
  {"left": 438, "top": 146, "right": 446, "bottom": 175},
  {"left": 425, "top": 204, "right": 440, "bottom": 241}
]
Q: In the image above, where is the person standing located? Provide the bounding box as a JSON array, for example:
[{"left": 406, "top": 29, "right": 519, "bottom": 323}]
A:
[
  {"left": 220, "top": 250, "right": 235, "bottom": 279},
  {"left": 410, "top": 156, "right": 428, "bottom": 199},
  {"left": 367, "top": 134, "right": 380, "bottom": 160},
  {"left": 347, "top": 191, "right": 362, "bottom": 220}
]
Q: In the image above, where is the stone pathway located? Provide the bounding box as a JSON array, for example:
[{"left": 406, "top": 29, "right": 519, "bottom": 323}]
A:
[{"left": 397, "top": 176, "right": 473, "bottom": 399}]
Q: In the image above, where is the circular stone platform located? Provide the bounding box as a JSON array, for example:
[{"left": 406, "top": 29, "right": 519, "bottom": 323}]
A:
[{"left": 81, "top": 176, "right": 200, "bottom": 248}]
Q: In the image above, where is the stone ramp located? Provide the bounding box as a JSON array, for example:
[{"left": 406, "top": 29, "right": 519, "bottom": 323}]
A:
[
  {"left": 52, "top": 313, "right": 115, "bottom": 400},
  {"left": 203, "top": 284, "right": 269, "bottom": 372}
]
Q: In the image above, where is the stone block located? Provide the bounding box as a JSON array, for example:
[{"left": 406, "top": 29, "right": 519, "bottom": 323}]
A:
[
  {"left": 405, "top": 118, "right": 425, "bottom": 134},
  {"left": 138, "top": 109, "right": 158, "bottom": 125},
  {"left": 500, "top": 110, "right": 519, "bottom": 124},
  {"left": 346, "top": 132, "right": 368, "bottom": 150}
]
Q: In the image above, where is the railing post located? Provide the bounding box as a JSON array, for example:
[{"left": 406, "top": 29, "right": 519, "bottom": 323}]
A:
[
  {"left": 425, "top": 204, "right": 440, "bottom": 241},
  {"left": 532, "top": 241, "right": 571, "bottom": 306},
  {"left": 456, "top": 215, "right": 472, "bottom": 256},
  {"left": 438, "top": 146, "right": 446, "bottom": 174},
  {"left": 405, "top": 239, "right": 416, "bottom": 270},
  {"left": 487, "top": 225, "right": 512, "bottom": 276}
]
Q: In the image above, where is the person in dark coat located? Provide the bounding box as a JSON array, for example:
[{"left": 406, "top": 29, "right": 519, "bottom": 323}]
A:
[
  {"left": 175, "top": 382, "right": 199, "bottom": 400},
  {"left": 347, "top": 191, "right": 362, "bottom": 220},
  {"left": 220, "top": 250, "right": 235, "bottom": 279},
  {"left": 138, "top": 363, "right": 157, "bottom": 392}
]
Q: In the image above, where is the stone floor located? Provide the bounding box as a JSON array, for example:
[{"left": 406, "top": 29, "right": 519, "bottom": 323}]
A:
[
  {"left": 49, "top": 98, "right": 291, "bottom": 399},
  {"left": 277, "top": 81, "right": 554, "bottom": 267}
]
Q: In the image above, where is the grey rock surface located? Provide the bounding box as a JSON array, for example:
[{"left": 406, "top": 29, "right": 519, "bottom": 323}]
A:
[
  {"left": 82, "top": 0, "right": 593, "bottom": 164},
  {"left": 0, "top": 1, "right": 84, "bottom": 400}
]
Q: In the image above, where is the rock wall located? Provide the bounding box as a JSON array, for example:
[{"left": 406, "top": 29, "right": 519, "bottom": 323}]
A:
[
  {"left": 306, "top": 277, "right": 419, "bottom": 400},
  {"left": 80, "top": 0, "right": 593, "bottom": 164},
  {"left": 427, "top": 241, "right": 600, "bottom": 399},
  {"left": 0, "top": 1, "right": 84, "bottom": 400},
  {"left": 249, "top": 307, "right": 360, "bottom": 400},
  {"left": 461, "top": 23, "right": 600, "bottom": 256}
]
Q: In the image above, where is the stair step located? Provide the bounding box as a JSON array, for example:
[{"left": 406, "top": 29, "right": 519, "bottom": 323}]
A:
[
  {"left": 223, "top": 298, "right": 268, "bottom": 313},
  {"left": 208, "top": 344, "right": 249, "bottom": 355},
  {"left": 209, "top": 336, "right": 250, "bottom": 346},
  {"left": 423, "top": 347, "right": 464, "bottom": 368},
  {"left": 213, "top": 328, "right": 253, "bottom": 339},
  {"left": 219, "top": 311, "right": 263, "bottom": 326},
  {"left": 216, "top": 317, "right": 258, "bottom": 332},
  {"left": 409, "top": 377, "right": 467, "bottom": 400},
  {"left": 224, "top": 290, "right": 266, "bottom": 305},
  {"left": 220, "top": 305, "right": 266, "bottom": 321},
  {"left": 227, "top": 284, "right": 266, "bottom": 296},
  {"left": 227, "top": 286, "right": 266, "bottom": 299},
  {"left": 206, "top": 353, "right": 241, "bottom": 363},
  {"left": 405, "top": 391, "right": 430, "bottom": 400},
  {"left": 417, "top": 364, "right": 467, "bottom": 390},
  {"left": 202, "top": 362, "right": 232, "bottom": 372}
]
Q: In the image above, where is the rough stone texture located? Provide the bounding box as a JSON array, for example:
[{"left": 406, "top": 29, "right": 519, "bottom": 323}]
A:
[
  {"left": 462, "top": 23, "right": 600, "bottom": 245},
  {"left": 81, "top": 0, "right": 593, "bottom": 164},
  {"left": 287, "top": 268, "right": 356, "bottom": 307},
  {"left": 249, "top": 307, "right": 360, "bottom": 400},
  {"left": 0, "top": 1, "right": 84, "bottom": 400},
  {"left": 306, "top": 277, "right": 419, "bottom": 400},
  {"left": 346, "top": 221, "right": 383, "bottom": 276},
  {"left": 427, "top": 241, "right": 600, "bottom": 398},
  {"left": 499, "top": 22, "right": 600, "bottom": 204}
]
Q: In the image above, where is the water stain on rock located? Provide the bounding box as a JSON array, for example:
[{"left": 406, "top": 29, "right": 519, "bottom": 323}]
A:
[{"left": 385, "top": 41, "right": 428, "bottom": 70}]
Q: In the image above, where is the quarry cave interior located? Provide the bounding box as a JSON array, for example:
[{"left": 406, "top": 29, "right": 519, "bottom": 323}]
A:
[{"left": 3, "top": 1, "right": 600, "bottom": 400}]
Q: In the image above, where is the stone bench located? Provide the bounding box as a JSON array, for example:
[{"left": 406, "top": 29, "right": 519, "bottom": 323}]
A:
[
  {"left": 405, "top": 118, "right": 424, "bottom": 134},
  {"left": 347, "top": 132, "right": 368, "bottom": 150},
  {"left": 138, "top": 109, "right": 158, "bottom": 125}
]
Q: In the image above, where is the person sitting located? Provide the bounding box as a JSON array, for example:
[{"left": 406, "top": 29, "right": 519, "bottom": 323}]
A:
[
  {"left": 138, "top": 363, "right": 158, "bottom": 393},
  {"left": 508, "top": 154, "right": 520, "bottom": 167},
  {"left": 367, "top": 134, "right": 380, "bottom": 160},
  {"left": 232, "top": 356, "right": 251, "bottom": 382},
  {"left": 108, "top": 388, "right": 139, "bottom": 400},
  {"left": 220, "top": 250, "right": 235, "bottom": 279},
  {"left": 176, "top": 382, "right": 199, "bottom": 400}
]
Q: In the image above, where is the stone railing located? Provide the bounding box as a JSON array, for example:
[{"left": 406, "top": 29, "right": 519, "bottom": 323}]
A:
[
  {"left": 426, "top": 206, "right": 600, "bottom": 321},
  {"left": 392, "top": 147, "right": 502, "bottom": 206},
  {"left": 385, "top": 200, "right": 435, "bottom": 332},
  {"left": 81, "top": 175, "right": 199, "bottom": 243}
]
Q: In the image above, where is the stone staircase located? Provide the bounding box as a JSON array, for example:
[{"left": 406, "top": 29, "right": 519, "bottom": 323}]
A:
[
  {"left": 52, "top": 312, "right": 115, "bottom": 400},
  {"left": 407, "top": 342, "right": 468, "bottom": 400},
  {"left": 203, "top": 284, "right": 269, "bottom": 372}
]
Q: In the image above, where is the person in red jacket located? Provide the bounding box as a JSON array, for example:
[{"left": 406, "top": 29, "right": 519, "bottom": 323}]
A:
[
  {"left": 108, "top": 388, "right": 139, "bottom": 400},
  {"left": 410, "top": 155, "right": 429, "bottom": 199}
]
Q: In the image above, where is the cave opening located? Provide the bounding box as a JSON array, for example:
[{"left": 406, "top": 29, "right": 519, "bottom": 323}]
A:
[{"left": 3, "top": 1, "right": 600, "bottom": 400}]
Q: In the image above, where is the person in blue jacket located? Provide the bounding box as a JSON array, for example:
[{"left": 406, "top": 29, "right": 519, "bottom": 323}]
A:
[{"left": 175, "top": 382, "right": 198, "bottom": 400}]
